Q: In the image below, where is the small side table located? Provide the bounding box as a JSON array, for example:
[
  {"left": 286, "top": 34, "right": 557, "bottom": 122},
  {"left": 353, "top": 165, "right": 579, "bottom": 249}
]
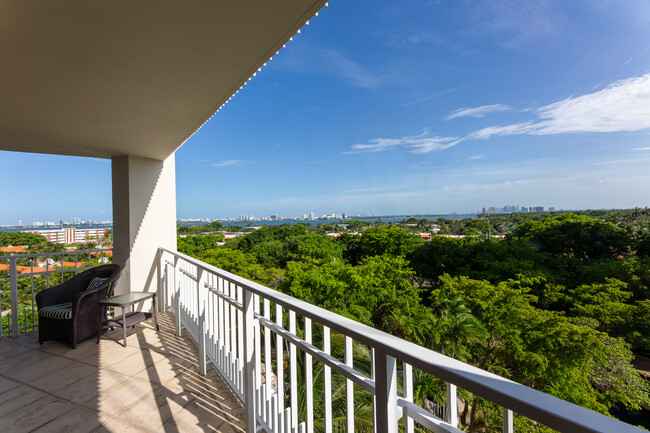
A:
[{"left": 97, "top": 292, "right": 159, "bottom": 347}]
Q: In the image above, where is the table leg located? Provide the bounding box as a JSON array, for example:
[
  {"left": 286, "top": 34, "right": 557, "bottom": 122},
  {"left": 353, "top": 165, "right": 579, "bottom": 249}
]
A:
[
  {"left": 153, "top": 295, "right": 159, "bottom": 331},
  {"left": 122, "top": 306, "right": 127, "bottom": 347}
]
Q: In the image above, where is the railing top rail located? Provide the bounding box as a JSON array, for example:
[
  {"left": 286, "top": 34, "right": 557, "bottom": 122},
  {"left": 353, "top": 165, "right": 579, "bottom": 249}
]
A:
[
  {"left": 160, "top": 247, "right": 643, "bottom": 433},
  {"left": 0, "top": 248, "right": 111, "bottom": 261}
]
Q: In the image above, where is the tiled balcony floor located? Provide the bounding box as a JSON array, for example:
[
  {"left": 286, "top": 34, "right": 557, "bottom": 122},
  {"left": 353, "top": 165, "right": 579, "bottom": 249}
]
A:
[{"left": 0, "top": 313, "right": 245, "bottom": 432}]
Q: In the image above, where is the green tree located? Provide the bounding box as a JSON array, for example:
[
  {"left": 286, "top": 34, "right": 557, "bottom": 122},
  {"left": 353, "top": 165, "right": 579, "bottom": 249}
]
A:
[
  {"left": 0, "top": 232, "right": 46, "bottom": 247},
  {"left": 358, "top": 225, "right": 424, "bottom": 259},
  {"left": 177, "top": 234, "right": 224, "bottom": 256},
  {"left": 436, "top": 275, "right": 649, "bottom": 420},
  {"left": 285, "top": 234, "right": 344, "bottom": 264},
  {"left": 567, "top": 279, "right": 637, "bottom": 341},
  {"left": 198, "top": 248, "right": 282, "bottom": 288},
  {"left": 430, "top": 291, "right": 486, "bottom": 360},
  {"left": 515, "top": 213, "right": 631, "bottom": 259}
]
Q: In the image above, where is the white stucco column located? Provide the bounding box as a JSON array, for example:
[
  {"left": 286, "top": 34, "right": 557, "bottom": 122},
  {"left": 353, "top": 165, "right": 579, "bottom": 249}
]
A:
[{"left": 111, "top": 154, "right": 177, "bottom": 297}]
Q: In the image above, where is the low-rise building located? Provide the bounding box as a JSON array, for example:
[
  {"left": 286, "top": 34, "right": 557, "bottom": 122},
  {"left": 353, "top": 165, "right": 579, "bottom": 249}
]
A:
[{"left": 23, "top": 227, "right": 109, "bottom": 244}]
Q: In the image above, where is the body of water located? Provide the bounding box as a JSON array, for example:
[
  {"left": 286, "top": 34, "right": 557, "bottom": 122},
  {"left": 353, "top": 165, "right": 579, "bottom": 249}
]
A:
[
  {"left": 182, "top": 214, "right": 477, "bottom": 228},
  {"left": 1, "top": 214, "right": 478, "bottom": 232},
  {"left": 0, "top": 225, "right": 112, "bottom": 232}
]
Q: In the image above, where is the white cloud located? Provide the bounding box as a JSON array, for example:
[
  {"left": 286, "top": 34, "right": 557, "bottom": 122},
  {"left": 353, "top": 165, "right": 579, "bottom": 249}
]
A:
[
  {"left": 468, "top": 1, "right": 564, "bottom": 49},
  {"left": 469, "top": 154, "right": 486, "bottom": 160},
  {"left": 633, "top": 146, "right": 650, "bottom": 151},
  {"left": 280, "top": 46, "right": 384, "bottom": 90},
  {"left": 345, "top": 132, "right": 461, "bottom": 155},
  {"left": 213, "top": 159, "right": 256, "bottom": 168},
  {"left": 446, "top": 104, "right": 511, "bottom": 120},
  {"left": 470, "top": 73, "right": 650, "bottom": 139}
]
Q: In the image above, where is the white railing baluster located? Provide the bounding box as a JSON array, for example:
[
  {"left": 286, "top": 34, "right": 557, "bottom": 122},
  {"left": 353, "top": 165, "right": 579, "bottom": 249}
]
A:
[
  {"left": 243, "top": 288, "right": 256, "bottom": 433},
  {"left": 230, "top": 282, "right": 238, "bottom": 387},
  {"left": 224, "top": 280, "right": 231, "bottom": 379},
  {"left": 503, "top": 408, "right": 514, "bottom": 433},
  {"left": 375, "top": 350, "right": 398, "bottom": 433},
  {"left": 219, "top": 276, "right": 226, "bottom": 371},
  {"left": 264, "top": 298, "right": 272, "bottom": 424},
  {"left": 371, "top": 348, "right": 377, "bottom": 429},
  {"left": 345, "top": 335, "right": 354, "bottom": 433},
  {"left": 446, "top": 383, "right": 458, "bottom": 427},
  {"left": 174, "top": 255, "right": 182, "bottom": 336},
  {"left": 197, "top": 268, "right": 207, "bottom": 375},
  {"left": 207, "top": 277, "right": 214, "bottom": 361},
  {"left": 323, "top": 325, "right": 332, "bottom": 433},
  {"left": 157, "top": 249, "right": 165, "bottom": 311},
  {"left": 304, "top": 317, "right": 314, "bottom": 433},
  {"left": 289, "top": 310, "right": 298, "bottom": 431},
  {"left": 238, "top": 284, "right": 245, "bottom": 383},
  {"left": 9, "top": 256, "right": 18, "bottom": 336},
  {"left": 254, "top": 294, "right": 262, "bottom": 399},
  {"left": 403, "top": 363, "right": 414, "bottom": 433},
  {"left": 284, "top": 407, "right": 291, "bottom": 433},
  {"left": 271, "top": 393, "right": 278, "bottom": 433},
  {"left": 276, "top": 304, "right": 285, "bottom": 419}
]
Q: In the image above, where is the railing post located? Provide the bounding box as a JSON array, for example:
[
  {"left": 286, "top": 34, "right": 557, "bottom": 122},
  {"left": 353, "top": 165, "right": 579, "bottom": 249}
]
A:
[
  {"left": 10, "top": 256, "right": 19, "bottom": 337},
  {"left": 157, "top": 249, "right": 165, "bottom": 312},
  {"left": 345, "top": 336, "right": 354, "bottom": 433},
  {"left": 403, "top": 363, "right": 414, "bottom": 433},
  {"left": 197, "top": 267, "right": 207, "bottom": 375},
  {"left": 243, "top": 288, "right": 256, "bottom": 432},
  {"left": 374, "top": 350, "right": 398, "bottom": 433},
  {"left": 503, "top": 408, "right": 513, "bottom": 433},
  {"left": 304, "top": 317, "right": 314, "bottom": 433},
  {"left": 446, "top": 383, "right": 458, "bottom": 427},
  {"left": 323, "top": 325, "right": 332, "bottom": 433},
  {"left": 174, "top": 256, "right": 182, "bottom": 336}
]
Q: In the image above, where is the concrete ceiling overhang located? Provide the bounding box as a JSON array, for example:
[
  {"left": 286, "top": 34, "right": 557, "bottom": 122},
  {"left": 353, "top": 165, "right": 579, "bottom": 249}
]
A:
[{"left": 0, "top": 1, "right": 327, "bottom": 161}]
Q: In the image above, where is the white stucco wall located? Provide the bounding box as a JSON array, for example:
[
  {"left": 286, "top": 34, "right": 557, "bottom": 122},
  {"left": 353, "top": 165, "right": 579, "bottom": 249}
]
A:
[{"left": 111, "top": 154, "right": 177, "bottom": 299}]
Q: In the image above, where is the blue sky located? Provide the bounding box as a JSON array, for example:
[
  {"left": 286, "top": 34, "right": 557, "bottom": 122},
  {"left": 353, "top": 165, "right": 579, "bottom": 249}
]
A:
[{"left": 2, "top": 0, "right": 650, "bottom": 224}]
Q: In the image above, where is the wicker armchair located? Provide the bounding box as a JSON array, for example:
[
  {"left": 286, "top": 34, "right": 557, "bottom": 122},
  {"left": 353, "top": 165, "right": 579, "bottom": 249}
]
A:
[{"left": 36, "top": 264, "right": 122, "bottom": 348}]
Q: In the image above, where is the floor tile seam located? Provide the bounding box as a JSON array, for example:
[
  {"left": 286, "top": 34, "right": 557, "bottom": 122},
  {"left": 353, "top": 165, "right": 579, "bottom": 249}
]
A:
[
  {"left": 0, "top": 337, "right": 36, "bottom": 350},
  {"left": 10, "top": 376, "right": 106, "bottom": 414},
  {"left": 0, "top": 378, "right": 21, "bottom": 393},
  {"left": 30, "top": 365, "right": 100, "bottom": 395},
  {"left": 96, "top": 416, "right": 157, "bottom": 433},
  {"left": 25, "top": 349, "right": 99, "bottom": 377},
  {"left": 102, "top": 364, "right": 150, "bottom": 378},
  {"left": 58, "top": 352, "right": 105, "bottom": 367},
  {"left": 0, "top": 391, "right": 50, "bottom": 420},
  {"left": 25, "top": 406, "right": 80, "bottom": 433},
  {"left": 108, "top": 382, "right": 197, "bottom": 425}
]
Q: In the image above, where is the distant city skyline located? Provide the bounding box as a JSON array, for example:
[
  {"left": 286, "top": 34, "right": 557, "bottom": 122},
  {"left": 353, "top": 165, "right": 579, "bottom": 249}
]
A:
[
  {"left": 9, "top": 204, "right": 646, "bottom": 228},
  {"left": 2, "top": 1, "right": 650, "bottom": 225}
]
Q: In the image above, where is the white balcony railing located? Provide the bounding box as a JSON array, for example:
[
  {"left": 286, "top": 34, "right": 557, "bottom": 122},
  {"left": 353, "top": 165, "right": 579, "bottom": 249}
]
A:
[
  {"left": 158, "top": 247, "right": 644, "bottom": 433},
  {"left": 0, "top": 249, "right": 112, "bottom": 337}
]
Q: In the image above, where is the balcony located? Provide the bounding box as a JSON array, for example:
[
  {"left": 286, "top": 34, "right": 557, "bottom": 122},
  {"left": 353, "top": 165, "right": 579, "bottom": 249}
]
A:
[
  {"left": 1, "top": 250, "right": 644, "bottom": 433},
  {"left": 0, "top": 3, "right": 646, "bottom": 433}
]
